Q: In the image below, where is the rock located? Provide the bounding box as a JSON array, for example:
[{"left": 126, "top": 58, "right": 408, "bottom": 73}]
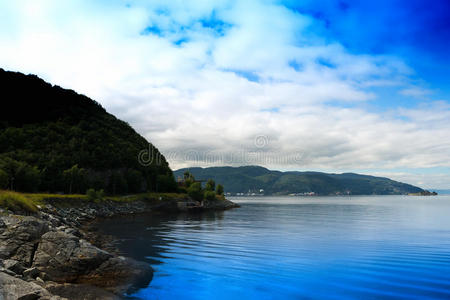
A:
[
  {"left": 44, "top": 283, "right": 121, "bottom": 300},
  {"left": 36, "top": 277, "right": 45, "bottom": 283},
  {"left": 0, "top": 266, "right": 18, "bottom": 277},
  {"left": 0, "top": 216, "right": 49, "bottom": 267},
  {"left": 80, "top": 256, "right": 153, "bottom": 294},
  {"left": 0, "top": 271, "right": 63, "bottom": 300},
  {"left": 203, "top": 198, "right": 240, "bottom": 210},
  {"left": 3, "top": 259, "right": 26, "bottom": 275},
  {"left": 32, "top": 231, "right": 112, "bottom": 282},
  {"left": 0, "top": 218, "right": 6, "bottom": 228},
  {"left": 23, "top": 267, "right": 40, "bottom": 279}
]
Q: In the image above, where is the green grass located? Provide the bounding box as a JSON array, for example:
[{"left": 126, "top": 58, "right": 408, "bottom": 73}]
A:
[
  {"left": 109, "top": 192, "right": 189, "bottom": 203},
  {"left": 0, "top": 190, "right": 189, "bottom": 212},
  {"left": 0, "top": 191, "right": 38, "bottom": 213}
]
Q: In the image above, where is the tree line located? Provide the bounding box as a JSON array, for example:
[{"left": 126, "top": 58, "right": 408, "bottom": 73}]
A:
[{"left": 179, "top": 171, "right": 224, "bottom": 201}]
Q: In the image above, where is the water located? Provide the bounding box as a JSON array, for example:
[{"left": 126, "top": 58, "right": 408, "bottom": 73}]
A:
[{"left": 96, "top": 196, "right": 450, "bottom": 299}]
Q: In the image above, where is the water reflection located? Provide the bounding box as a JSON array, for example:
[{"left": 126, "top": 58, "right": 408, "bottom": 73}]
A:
[{"left": 96, "top": 211, "right": 225, "bottom": 265}]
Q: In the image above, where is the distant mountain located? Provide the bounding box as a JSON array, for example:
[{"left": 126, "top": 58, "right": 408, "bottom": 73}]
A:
[
  {"left": 0, "top": 68, "right": 176, "bottom": 193},
  {"left": 174, "top": 166, "right": 425, "bottom": 196}
]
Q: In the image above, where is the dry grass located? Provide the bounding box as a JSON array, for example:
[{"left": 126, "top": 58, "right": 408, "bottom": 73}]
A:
[
  {"left": 0, "top": 190, "right": 38, "bottom": 213},
  {"left": 0, "top": 190, "right": 189, "bottom": 212}
]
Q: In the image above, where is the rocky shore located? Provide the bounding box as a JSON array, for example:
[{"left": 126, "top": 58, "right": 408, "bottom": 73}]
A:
[{"left": 0, "top": 197, "right": 239, "bottom": 299}]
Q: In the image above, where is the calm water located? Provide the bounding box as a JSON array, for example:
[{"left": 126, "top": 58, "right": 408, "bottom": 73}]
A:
[{"left": 96, "top": 196, "right": 450, "bottom": 299}]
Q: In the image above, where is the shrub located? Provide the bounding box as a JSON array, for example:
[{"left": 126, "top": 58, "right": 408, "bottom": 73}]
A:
[
  {"left": 0, "top": 191, "right": 38, "bottom": 213},
  {"left": 204, "top": 190, "right": 216, "bottom": 201},
  {"left": 216, "top": 184, "right": 224, "bottom": 195},
  {"left": 205, "top": 179, "right": 215, "bottom": 191},
  {"left": 187, "top": 182, "right": 203, "bottom": 201},
  {"left": 86, "top": 188, "right": 104, "bottom": 202}
]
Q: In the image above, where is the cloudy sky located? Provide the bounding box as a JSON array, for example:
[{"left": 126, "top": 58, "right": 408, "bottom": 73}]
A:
[{"left": 1, "top": 0, "right": 450, "bottom": 188}]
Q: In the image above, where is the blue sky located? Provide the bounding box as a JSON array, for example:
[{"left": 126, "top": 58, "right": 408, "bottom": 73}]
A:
[{"left": 0, "top": 0, "right": 449, "bottom": 188}]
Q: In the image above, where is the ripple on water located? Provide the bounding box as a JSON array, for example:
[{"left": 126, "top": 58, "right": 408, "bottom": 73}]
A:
[{"left": 96, "top": 196, "right": 450, "bottom": 299}]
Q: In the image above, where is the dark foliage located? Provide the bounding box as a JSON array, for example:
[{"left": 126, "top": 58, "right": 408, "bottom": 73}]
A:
[
  {"left": 0, "top": 68, "right": 176, "bottom": 194},
  {"left": 187, "top": 182, "right": 204, "bottom": 201}
]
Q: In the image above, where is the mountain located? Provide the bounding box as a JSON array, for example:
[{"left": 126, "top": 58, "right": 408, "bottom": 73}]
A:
[
  {"left": 0, "top": 68, "right": 176, "bottom": 194},
  {"left": 174, "top": 166, "right": 425, "bottom": 195}
]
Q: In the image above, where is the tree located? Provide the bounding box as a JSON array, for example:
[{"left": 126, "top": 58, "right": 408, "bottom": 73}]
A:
[
  {"left": 0, "top": 168, "right": 8, "bottom": 189},
  {"left": 0, "top": 157, "right": 40, "bottom": 192},
  {"left": 63, "top": 164, "right": 86, "bottom": 194},
  {"left": 126, "top": 169, "right": 144, "bottom": 193},
  {"left": 187, "top": 182, "right": 203, "bottom": 201},
  {"left": 157, "top": 174, "right": 178, "bottom": 192},
  {"left": 183, "top": 171, "right": 194, "bottom": 188},
  {"left": 205, "top": 179, "right": 215, "bottom": 191},
  {"left": 108, "top": 171, "right": 127, "bottom": 195},
  {"left": 216, "top": 184, "right": 224, "bottom": 195}
]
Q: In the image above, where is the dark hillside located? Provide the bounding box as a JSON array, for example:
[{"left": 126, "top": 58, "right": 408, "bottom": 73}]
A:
[{"left": 0, "top": 68, "right": 176, "bottom": 194}]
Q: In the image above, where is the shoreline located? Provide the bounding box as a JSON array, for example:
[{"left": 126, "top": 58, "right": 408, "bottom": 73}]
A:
[{"left": 0, "top": 195, "right": 239, "bottom": 299}]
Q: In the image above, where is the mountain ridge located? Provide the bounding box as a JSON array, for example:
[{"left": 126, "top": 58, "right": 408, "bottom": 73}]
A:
[{"left": 174, "top": 166, "right": 425, "bottom": 195}]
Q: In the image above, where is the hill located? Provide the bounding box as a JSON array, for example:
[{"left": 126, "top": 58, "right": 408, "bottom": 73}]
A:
[
  {"left": 174, "top": 166, "right": 425, "bottom": 195},
  {"left": 0, "top": 68, "right": 176, "bottom": 194}
]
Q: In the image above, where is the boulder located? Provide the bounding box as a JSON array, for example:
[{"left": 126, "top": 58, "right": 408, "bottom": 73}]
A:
[
  {"left": 0, "top": 271, "right": 65, "bottom": 300},
  {"left": 0, "top": 216, "right": 49, "bottom": 269},
  {"left": 79, "top": 256, "right": 153, "bottom": 294},
  {"left": 44, "top": 283, "right": 121, "bottom": 300},
  {"left": 32, "top": 231, "right": 112, "bottom": 282}
]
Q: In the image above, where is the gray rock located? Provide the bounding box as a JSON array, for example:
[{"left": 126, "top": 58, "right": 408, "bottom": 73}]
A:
[
  {"left": 0, "top": 216, "right": 49, "bottom": 267},
  {"left": 0, "top": 271, "right": 63, "bottom": 300},
  {"left": 36, "top": 277, "right": 45, "bottom": 283},
  {"left": 23, "top": 267, "right": 40, "bottom": 279},
  {"left": 3, "top": 259, "right": 26, "bottom": 274},
  {"left": 32, "top": 231, "right": 112, "bottom": 282},
  {"left": 0, "top": 266, "right": 18, "bottom": 276},
  {"left": 81, "top": 256, "right": 153, "bottom": 294},
  {"left": 44, "top": 283, "right": 121, "bottom": 300}
]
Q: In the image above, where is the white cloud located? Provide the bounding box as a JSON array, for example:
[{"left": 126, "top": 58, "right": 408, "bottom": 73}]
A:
[
  {"left": 400, "top": 87, "right": 433, "bottom": 98},
  {"left": 1, "top": 0, "right": 449, "bottom": 188}
]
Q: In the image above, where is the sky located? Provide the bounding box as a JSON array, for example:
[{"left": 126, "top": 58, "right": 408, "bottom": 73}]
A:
[{"left": 1, "top": 0, "right": 450, "bottom": 188}]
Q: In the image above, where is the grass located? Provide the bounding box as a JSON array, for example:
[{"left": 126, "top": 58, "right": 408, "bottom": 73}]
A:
[
  {"left": 109, "top": 192, "right": 189, "bottom": 204},
  {"left": 0, "top": 190, "right": 190, "bottom": 212},
  {"left": 0, "top": 190, "right": 39, "bottom": 213}
]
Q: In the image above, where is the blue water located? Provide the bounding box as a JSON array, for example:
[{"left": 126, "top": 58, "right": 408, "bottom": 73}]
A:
[{"left": 96, "top": 196, "right": 450, "bottom": 299}]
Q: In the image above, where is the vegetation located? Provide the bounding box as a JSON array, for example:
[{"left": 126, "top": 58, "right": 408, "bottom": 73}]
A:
[
  {"left": 0, "top": 191, "right": 38, "bottom": 213},
  {"left": 187, "top": 182, "right": 204, "bottom": 201},
  {"left": 0, "top": 68, "right": 176, "bottom": 194},
  {"left": 174, "top": 166, "right": 425, "bottom": 195},
  {"left": 0, "top": 190, "right": 191, "bottom": 212},
  {"left": 205, "top": 179, "right": 215, "bottom": 191},
  {"left": 179, "top": 171, "right": 226, "bottom": 201},
  {"left": 216, "top": 184, "right": 224, "bottom": 195},
  {"left": 204, "top": 190, "right": 216, "bottom": 201},
  {"left": 86, "top": 188, "right": 105, "bottom": 202}
]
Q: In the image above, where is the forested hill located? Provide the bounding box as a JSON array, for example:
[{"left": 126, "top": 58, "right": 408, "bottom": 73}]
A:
[
  {"left": 174, "top": 166, "right": 425, "bottom": 195},
  {"left": 0, "top": 68, "right": 177, "bottom": 194}
]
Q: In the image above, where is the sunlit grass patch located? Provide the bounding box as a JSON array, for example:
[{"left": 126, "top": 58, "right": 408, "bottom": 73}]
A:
[
  {"left": 109, "top": 192, "right": 189, "bottom": 203},
  {"left": 0, "top": 190, "right": 38, "bottom": 213}
]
